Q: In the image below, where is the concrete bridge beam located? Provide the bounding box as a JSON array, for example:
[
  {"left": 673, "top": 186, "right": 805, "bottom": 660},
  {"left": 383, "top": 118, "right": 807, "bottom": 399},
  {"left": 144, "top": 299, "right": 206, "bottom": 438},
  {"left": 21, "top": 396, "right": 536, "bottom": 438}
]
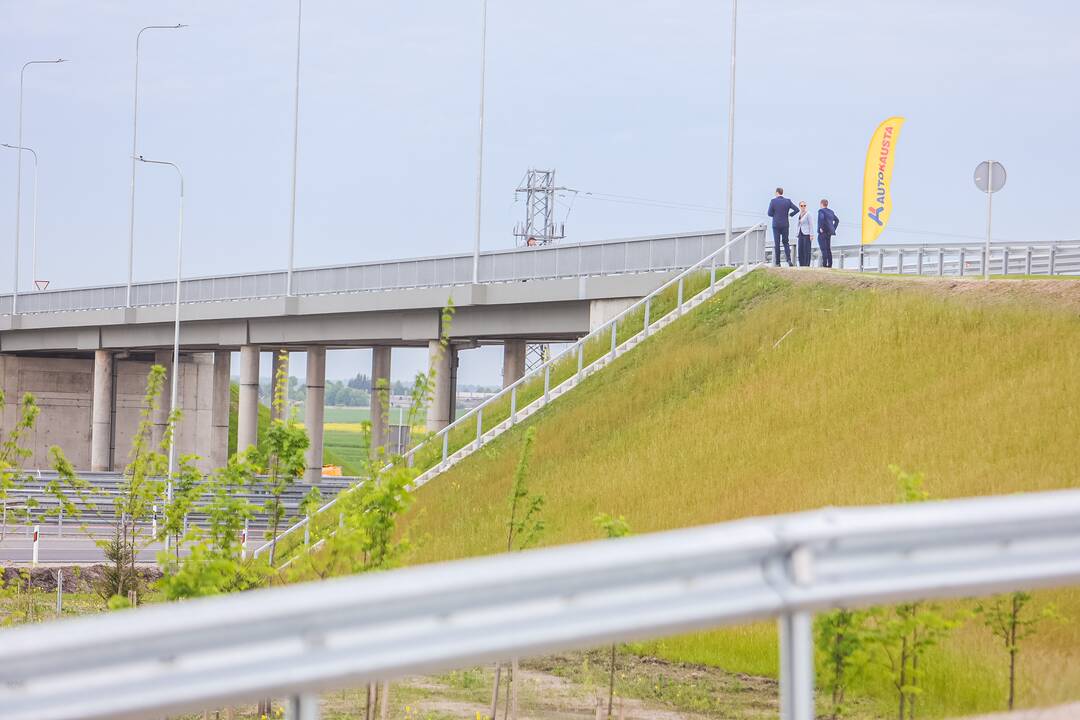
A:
[
  {"left": 370, "top": 346, "right": 391, "bottom": 454},
  {"left": 237, "top": 345, "right": 260, "bottom": 452},
  {"left": 304, "top": 347, "right": 326, "bottom": 484},
  {"left": 502, "top": 340, "right": 526, "bottom": 389},
  {"left": 90, "top": 350, "right": 114, "bottom": 471}
]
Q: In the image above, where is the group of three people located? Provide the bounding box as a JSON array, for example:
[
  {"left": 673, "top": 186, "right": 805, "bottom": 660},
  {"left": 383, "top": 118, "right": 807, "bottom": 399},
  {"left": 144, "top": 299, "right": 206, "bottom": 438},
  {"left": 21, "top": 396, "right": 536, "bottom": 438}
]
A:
[{"left": 767, "top": 188, "right": 839, "bottom": 268}]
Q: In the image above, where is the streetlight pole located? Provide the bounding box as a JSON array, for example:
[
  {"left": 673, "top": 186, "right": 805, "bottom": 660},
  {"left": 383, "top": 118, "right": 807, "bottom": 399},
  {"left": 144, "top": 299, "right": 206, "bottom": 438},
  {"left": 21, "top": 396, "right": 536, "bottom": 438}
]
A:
[
  {"left": 126, "top": 24, "right": 187, "bottom": 309},
  {"left": 471, "top": 0, "right": 488, "bottom": 285},
  {"left": 13, "top": 58, "right": 65, "bottom": 315},
  {"left": 1, "top": 144, "right": 38, "bottom": 289},
  {"left": 724, "top": 0, "right": 739, "bottom": 267},
  {"left": 286, "top": 0, "right": 304, "bottom": 296},
  {"left": 135, "top": 155, "right": 184, "bottom": 554}
]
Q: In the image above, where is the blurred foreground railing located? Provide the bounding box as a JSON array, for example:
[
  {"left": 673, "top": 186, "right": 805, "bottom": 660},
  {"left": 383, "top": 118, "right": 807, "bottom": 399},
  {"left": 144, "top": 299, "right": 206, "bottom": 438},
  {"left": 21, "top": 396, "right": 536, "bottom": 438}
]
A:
[{"left": 2, "top": 489, "right": 1080, "bottom": 720}]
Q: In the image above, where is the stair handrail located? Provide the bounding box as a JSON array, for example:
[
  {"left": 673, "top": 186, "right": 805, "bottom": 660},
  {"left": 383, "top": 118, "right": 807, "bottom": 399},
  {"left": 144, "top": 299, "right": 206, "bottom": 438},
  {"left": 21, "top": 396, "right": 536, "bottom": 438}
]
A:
[{"left": 252, "top": 224, "right": 764, "bottom": 557}]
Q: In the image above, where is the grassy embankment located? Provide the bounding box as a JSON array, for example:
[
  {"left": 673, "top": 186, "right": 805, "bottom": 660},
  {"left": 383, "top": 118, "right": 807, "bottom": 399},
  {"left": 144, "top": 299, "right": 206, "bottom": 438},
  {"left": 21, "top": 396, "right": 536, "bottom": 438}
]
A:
[{"left": 402, "top": 269, "right": 1080, "bottom": 718}]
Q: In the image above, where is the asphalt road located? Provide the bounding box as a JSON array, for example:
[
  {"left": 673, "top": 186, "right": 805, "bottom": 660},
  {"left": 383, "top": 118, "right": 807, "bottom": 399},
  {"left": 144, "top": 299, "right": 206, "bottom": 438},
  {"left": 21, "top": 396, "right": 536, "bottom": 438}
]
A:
[{"left": 0, "top": 536, "right": 163, "bottom": 565}]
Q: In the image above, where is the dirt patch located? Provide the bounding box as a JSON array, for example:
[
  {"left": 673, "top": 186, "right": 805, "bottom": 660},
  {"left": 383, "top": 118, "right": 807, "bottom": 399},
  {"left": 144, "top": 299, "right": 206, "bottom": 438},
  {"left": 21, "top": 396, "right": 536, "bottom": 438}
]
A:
[
  {"left": 769, "top": 267, "right": 1080, "bottom": 314},
  {"left": 1, "top": 564, "right": 162, "bottom": 592}
]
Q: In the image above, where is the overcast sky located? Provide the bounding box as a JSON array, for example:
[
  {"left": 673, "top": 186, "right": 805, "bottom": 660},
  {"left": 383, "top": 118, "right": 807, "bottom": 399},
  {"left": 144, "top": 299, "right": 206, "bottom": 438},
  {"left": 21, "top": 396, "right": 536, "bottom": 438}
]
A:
[{"left": 2, "top": 1, "right": 1076, "bottom": 384}]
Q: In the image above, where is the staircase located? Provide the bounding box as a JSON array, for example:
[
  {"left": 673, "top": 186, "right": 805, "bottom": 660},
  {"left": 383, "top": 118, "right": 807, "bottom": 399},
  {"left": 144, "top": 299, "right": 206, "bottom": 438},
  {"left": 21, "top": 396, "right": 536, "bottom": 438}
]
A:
[{"left": 255, "top": 224, "right": 766, "bottom": 559}]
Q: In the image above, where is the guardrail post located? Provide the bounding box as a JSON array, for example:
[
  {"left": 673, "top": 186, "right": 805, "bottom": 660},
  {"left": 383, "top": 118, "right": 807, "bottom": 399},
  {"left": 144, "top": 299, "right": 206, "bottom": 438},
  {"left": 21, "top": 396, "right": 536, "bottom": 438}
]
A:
[
  {"left": 441, "top": 432, "right": 449, "bottom": 467},
  {"left": 511, "top": 386, "right": 518, "bottom": 422},
  {"left": 287, "top": 692, "right": 321, "bottom": 720},
  {"left": 241, "top": 519, "right": 249, "bottom": 560},
  {"left": 877, "top": 248, "right": 885, "bottom": 274},
  {"left": 544, "top": 365, "right": 551, "bottom": 404},
  {"left": 58, "top": 506, "right": 63, "bottom": 538},
  {"left": 959, "top": 248, "right": 966, "bottom": 276},
  {"left": 858, "top": 246, "right": 865, "bottom": 272},
  {"left": 916, "top": 248, "right": 924, "bottom": 275},
  {"left": 837, "top": 248, "right": 845, "bottom": 270},
  {"left": 1050, "top": 246, "right": 1057, "bottom": 275},
  {"left": 778, "top": 611, "right": 814, "bottom": 720},
  {"left": 32, "top": 524, "right": 39, "bottom": 566},
  {"left": 476, "top": 408, "right": 484, "bottom": 448},
  {"left": 643, "top": 298, "right": 651, "bottom": 337},
  {"left": 897, "top": 248, "right": 904, "bottom": 274},
  {"left": 304, "top": 518, "right": 310, "bottom": 546},
  {"left": 152, "top": 504, "right": 157, "bottom": 538},
  {"left": 677, "top": 278, "right": 684, "bottom": 314},
  {"left": 1026, "top": 247, "right": 1033, "bottom": 275},
  {"left": 938, "top": 249, "right": 945, "bottom": 276},
  {"left": 577, "top": 343, "right": 584, "bottom": 379},
  {"left": 1002, "top": 248, "right": 1009, "bottom": 276},
  {"left": 609, "top": 323, "right": 617, "bottom": 360},
  {"left": 55, "top": 568, "right": 63, "bottom": 616}
]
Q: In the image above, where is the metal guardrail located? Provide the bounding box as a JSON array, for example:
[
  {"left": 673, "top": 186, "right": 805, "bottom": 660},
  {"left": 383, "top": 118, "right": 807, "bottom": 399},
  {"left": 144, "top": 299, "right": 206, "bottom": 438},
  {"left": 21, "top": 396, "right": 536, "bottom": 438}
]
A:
[
  {"left": 254, "top": 225, "right": 767, "bottom": 558},
  {"left": 2, "top": 488, "right": 1079, "bottom": 720},
  {"left": 769, "top": 239, "right": 1080, "bottom": 276},
  {"left": 0, "top": 228, "right": 764, "bottom": 316}
]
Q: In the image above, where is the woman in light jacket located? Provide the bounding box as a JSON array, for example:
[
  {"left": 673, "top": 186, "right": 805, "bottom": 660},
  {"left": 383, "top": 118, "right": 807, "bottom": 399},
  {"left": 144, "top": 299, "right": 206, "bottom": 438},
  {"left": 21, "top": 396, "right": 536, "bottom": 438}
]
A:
[{"left": 795, "top": 201, "right": 814, "bottom": 267}]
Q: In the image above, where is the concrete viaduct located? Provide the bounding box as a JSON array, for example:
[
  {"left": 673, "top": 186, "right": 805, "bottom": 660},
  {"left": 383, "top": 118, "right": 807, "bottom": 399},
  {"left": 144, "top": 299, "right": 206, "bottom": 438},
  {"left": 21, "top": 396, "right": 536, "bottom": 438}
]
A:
[{"left": 0, "top": 228, "right": 762, "bottom": 482}]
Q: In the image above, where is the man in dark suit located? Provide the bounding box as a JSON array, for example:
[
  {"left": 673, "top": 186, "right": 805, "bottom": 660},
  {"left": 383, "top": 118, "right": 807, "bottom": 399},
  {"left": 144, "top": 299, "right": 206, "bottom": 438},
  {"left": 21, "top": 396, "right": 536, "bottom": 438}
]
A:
[
  {"left": 817, "top": 199, "right": 840, "bottom": 268},
  {"left": 767, "top": 187, "right": 798, "bottom": 267}
]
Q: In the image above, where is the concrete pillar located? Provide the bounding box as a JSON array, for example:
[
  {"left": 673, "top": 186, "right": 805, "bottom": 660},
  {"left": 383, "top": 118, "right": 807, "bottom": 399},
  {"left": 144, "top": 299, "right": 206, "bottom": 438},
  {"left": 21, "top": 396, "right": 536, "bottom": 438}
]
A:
[
  {"left": 426, "top": 341, "right": 457, "bottom": 432},
  {"left": 304, "top": 347, "right": 326, "bottom": 484},
  {"left": 152, "top": 350, "right": 173, "bottom": 451},
  {"left": 238, "top": 345, "right": 260, "bottom": 452},
  {"left": 90, "top": 350, "right": 114, "bottom": 471},
  {"left": 270, "top": 348, "right": 289, "bottom": 421},
  {"left": 370, "top": 346, "right": 392, "bottom": 453},
  {"left": 210, "top": 350, "right": 231, "bottom": 468},
  {"left": 502, "top": 340, "right": 526, "bottom": 389}
]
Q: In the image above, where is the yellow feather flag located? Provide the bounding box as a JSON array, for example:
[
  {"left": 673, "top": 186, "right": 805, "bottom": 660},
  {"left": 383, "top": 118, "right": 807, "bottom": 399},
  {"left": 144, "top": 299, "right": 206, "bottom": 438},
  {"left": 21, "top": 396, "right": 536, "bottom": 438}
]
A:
[{"left": 861, "top": 116, "right": 905, "bottom": 245}]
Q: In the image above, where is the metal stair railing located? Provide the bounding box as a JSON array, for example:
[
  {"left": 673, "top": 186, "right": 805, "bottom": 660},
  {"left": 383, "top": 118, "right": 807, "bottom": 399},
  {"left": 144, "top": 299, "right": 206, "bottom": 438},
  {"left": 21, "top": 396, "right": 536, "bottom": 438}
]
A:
[{"left": 253, "top": 224, "right": 766, "bottom": 559}]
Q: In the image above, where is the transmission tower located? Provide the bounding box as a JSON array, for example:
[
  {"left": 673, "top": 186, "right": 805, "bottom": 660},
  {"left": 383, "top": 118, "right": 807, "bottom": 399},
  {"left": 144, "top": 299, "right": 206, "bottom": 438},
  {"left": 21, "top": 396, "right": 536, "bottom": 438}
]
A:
[
  {"left": 514, "top": 169, "right": 568, "bottom": 370},
  {"left": 513, "top": 169, "right": 566, "bottom": 247}
]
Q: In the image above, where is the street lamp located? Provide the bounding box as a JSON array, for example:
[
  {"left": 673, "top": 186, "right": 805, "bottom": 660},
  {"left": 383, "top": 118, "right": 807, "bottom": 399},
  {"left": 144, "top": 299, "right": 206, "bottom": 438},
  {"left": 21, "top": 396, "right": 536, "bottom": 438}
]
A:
[
  {"left": 126, "top": 24, "right": 187, "bottom": 309},
  {"left": 724, "top": 0, "right": 739, "bottom": 268},
  {"left": 12, "top": 58, "right": 65, "bottom": 314},
  {"left": 135, "top": 155, "right": 184, "bottom": 553},
  {"left": 286, "top": 0, "right": 303, "bottom": 296},
  {"left": 471, "top": 0, "right": 488, "bottom": 285},
  {"left": 1, "top": 144, "right": 38, "bottom": 290}
]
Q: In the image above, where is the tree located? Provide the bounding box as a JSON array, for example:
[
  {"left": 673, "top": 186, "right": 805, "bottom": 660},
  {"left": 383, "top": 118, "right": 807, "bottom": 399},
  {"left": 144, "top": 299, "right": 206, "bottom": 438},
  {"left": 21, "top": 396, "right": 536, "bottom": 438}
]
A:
[
  {"left": 976, "top": 591, "right": 1059, "bottom": 710},
  {"left": 47, "top": 366, "right": 177, "bottom": 605},
  {"left": 594, "top": 513, "right": 631, "bottom": 719},
  {"left": 0, "top": 390, "right": 40, "bottom": 540},
  {"left": 157, "top": 449, "right": 271, "bottom": 599},
  {"left": 866, "top": 466, "right": 961, "bottom": 720},
  {"left": 256, "top": 350, "right": 309, "bottom": 565},
  {"left": 816, "top": 609, "right": 872, "bottom": 719}
]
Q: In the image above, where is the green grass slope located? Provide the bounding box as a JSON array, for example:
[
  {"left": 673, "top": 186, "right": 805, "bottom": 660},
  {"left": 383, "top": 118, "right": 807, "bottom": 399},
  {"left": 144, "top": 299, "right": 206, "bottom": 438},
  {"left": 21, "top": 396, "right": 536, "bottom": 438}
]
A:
[{"left": 404, "top": 269, "right": 1080, "bottom": 717}]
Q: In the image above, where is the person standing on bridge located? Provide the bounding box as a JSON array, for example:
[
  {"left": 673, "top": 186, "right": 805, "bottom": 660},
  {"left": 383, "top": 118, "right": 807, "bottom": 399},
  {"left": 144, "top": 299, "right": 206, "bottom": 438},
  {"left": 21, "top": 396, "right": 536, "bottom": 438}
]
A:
[
  {"left": 795, "top": 201, "right": 814, "bottom": 267},
  {"left": 817, "top": 199, "right": 840, "bottom": 268},
  {"left": 767, "top": 187, "right": 798, "bottom": 267}
]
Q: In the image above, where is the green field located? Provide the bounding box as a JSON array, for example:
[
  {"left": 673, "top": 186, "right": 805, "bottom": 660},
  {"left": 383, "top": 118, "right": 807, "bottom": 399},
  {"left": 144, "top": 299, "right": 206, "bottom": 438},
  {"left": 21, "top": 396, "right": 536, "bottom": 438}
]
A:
[{"left": 401, "top": 269, "right": 1080, "bottom": 718}]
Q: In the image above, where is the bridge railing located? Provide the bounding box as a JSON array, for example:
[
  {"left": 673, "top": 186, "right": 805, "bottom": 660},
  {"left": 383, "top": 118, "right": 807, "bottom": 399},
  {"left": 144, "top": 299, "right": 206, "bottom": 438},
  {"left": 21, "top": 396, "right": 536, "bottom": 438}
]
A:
[
  {"left": 253, "top": 225, "right": 766, "bottom": 560},
  {"left": 2, "top": 488, "right": 1079, "bottom": 720},
  {"left": 1, "top": 228, "right": 760, "bottom": 316},
  {"left": 767, "top": 239, "right": 1080, "bottom": 276}
]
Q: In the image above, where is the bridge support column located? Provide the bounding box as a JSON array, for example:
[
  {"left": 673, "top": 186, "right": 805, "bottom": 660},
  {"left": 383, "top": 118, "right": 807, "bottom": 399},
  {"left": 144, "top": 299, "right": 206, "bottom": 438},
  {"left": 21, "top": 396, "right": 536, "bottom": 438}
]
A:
[
  {"left": 304, "top": 347, "right": 326, "bottom": 483},
  {"left": 502, "top": 340, "right": 526, "bottom": 389},
  {"left": 210, "top": 350, "right": 231, "bottom": 468},
  {"left": 426, "top": 340, "right": 457, "bottom": 432},
  {"left": 270, "top": 348, "right": 289, "bottom": 421},
  {"left": 152, "top": 350, "right": 173, "bottom": 450},
  {"left": 238, "top": 345, "right": 260, "bottom": 452},
  {"left": 370, "top": 346, "right": 392, "bottom": 454},
  {"left": 90, "top": 350, "right": 114, "bottom": 472}
]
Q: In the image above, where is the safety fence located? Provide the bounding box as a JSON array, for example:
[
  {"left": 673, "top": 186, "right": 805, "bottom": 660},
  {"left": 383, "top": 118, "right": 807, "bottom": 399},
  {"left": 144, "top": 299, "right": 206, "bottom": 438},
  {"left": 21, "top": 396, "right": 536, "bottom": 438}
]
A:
[{"left": 2, "top": 488, "right": 1078, "bottom": 720}]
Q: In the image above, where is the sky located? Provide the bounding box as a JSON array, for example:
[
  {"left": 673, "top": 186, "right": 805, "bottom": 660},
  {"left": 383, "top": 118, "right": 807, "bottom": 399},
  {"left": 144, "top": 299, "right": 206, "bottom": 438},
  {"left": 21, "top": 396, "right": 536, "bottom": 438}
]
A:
[{"left": 2, "top": 1, "right": 1077, "bottom": 384}]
